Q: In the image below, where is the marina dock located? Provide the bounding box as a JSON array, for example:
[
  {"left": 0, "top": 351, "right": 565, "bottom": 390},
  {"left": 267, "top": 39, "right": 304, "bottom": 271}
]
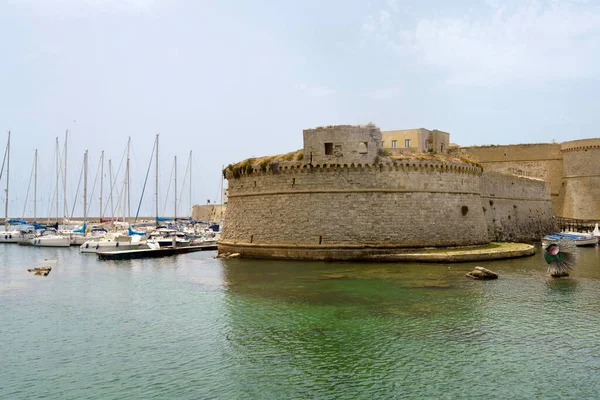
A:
[{"left": 97, "top": 244, "right": 218, "bottom": 260}]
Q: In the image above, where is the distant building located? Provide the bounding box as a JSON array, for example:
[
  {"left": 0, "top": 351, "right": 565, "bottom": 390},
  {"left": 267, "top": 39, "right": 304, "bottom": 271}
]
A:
[
  {"left": 382, "top": 128, "right": 450, "bottom": 154},
  {"left": 192, "top": 204, "right": 226, "bottom": 222}
]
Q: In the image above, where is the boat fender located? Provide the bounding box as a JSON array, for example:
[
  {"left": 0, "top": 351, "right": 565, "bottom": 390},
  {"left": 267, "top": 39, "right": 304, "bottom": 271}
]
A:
[
  {"left": 85, "top": 243, "right": 89, "bottom": 248},
  {"left": 95, "top": 244, "right": 99, "bottom": 250},
  {"left": 4, "top": 235, "right": 6, "bottom": 239},
  {"left": 9, "top": 234, "right": 11, "bottom": 239},
  {"left": 116, "top": 242, "right": 119, "bottom": 247}
]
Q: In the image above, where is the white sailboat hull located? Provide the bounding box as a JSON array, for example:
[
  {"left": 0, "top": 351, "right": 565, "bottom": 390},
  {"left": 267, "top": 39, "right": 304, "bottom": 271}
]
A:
[
  {"left": 0, "top": 231, "right": 31, "bottom": 243},
  {"left": 29, "top": 236, "right": 71, "bottom": 247},
  {"left": 80, "top": 240, "right": 147, "bottom": 253}
]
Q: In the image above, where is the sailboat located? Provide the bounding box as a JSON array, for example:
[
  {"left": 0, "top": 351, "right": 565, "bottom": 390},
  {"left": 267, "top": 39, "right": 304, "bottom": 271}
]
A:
[
  {"left": 30, "top": 135, "right": 70, "bottom": 247},
  {"left": 68, "top": 150, "right": 89, "bottom": 245},
  {"left": 80, "top": 138, "right": 147, "bottom": 253},
  {"left": 0, "top": 132, "right": 34, "bottom": 244}
]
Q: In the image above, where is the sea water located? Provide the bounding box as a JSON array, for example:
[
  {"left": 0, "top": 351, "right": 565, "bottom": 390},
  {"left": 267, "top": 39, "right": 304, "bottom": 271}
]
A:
[{"left": 1, "top": 244, "right": 599, "bottom": 399}]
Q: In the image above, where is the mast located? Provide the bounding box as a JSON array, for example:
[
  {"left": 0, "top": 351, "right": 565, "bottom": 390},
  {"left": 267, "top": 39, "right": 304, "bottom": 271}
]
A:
[
  {"left": 174, "top": 155, "right": 177, "bottom": 220},
  {"left": 100, "top": 150, "right": 104, "bottom": 219},
  {"left": 109, "top": 159, "right": 114, "bottom": 220},
  {"left": 64, "top": 130, "right": 68, "bottom": 220},
  {"left": 126, "top": 137, "right": 131, "bottom": 224},
  {"left": 189, "top": 150, "right": 192, "bottom": 218},
  {"left": 56, "top": 137, "right": 59, "bottom": 223},
  {"left": 34, "top": 149, "right": 37, "bottom": 222},
  {"left": 4, "top": 131, "right": 10, "bottom": 230},
  {"left": 155, "top": 134, "right": 159, "bottom": 223},
  {"left": 83, "top": 149, "right": 88, "bottom": 223}
]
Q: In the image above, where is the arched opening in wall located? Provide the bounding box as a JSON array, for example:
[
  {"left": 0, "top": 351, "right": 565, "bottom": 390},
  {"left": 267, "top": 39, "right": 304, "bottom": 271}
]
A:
[
  {"left": 324, "top": 143, "right": 333, "bottom": 155},
  {"left": 461, "top": 206, "right": 469, "bottom": 216},
  {"left": 358, "top": 142, "right": 368, "bottom": 154}
]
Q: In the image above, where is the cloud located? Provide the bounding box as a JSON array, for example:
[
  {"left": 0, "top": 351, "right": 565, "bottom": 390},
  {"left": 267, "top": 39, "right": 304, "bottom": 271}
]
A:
[
  {"left": 362, "top": 10, "right": 392, "bottom": 42},
  {"left": 399, "top": 1, "right": 600, "bottom": 86},
  {"left": 386, "top": 0, "right": 399, "bottom": 13},
  {"left": 295, "top": 84, "right": 336, "bottom": 97},
  {"left": 364, "top": 86, "right": 402, "bottom": 100}
]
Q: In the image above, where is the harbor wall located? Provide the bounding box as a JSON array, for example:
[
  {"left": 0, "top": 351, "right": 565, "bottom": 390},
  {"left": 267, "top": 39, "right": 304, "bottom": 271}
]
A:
[{"left": 480, "top": 172, "right": 554, "bottom": 242}]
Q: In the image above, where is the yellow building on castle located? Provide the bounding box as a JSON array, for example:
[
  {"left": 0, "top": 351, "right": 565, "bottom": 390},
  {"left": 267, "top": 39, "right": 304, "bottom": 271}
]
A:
[{"left": 382, "top": 128, "right": 450, "bottom": 154}]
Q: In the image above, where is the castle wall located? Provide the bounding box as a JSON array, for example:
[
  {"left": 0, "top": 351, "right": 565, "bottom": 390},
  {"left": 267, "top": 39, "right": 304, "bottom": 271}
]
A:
[
  {"left": 480, "top": 172, "right": 554, "bottom": 242},
  {"left": 561, "top": 139, "right": 600, "bottom": 219},
  {"left": 449, "top": 143, "right": 563, "bottom": 215},
  {"left": 192, "top": 204, "right": 226, "bottom": 222},
  {"left": 220, "top": 160, "right": 490, "bottom": 260},
  {"left": 303, "top": 125, "right": 381, "bottom": 166}
]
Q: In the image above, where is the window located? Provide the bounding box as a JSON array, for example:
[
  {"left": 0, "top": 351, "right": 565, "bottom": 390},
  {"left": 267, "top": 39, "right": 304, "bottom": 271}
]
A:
[
  {"left": 391, "top": 140, "right": 397, "bottom": 148},
  {"left": 405, "top": 139, "right": 411, "bottom": 148},
  {"left": 324, "top": 142, "right": 333, "bottom": 155},
  {"left": 358, "top": 142, "right": 368, "bottom": 154}
]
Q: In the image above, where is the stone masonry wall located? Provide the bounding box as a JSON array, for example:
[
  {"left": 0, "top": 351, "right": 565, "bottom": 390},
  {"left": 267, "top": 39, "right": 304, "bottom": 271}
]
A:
[
  {"left": 480, "top": 172, "right": 554, "bottom": 242},
  {"left": 561, "top": 139, "right": 600, "bottom": 219},
  {"left": 221, "top": 160, "right": 490, "bottom": 252},
  {"left": 449, "top": 143, "right": 563, "bottom": 215},
  {"left": 303, "top": 125, "right": 382, "bottom": 166}
]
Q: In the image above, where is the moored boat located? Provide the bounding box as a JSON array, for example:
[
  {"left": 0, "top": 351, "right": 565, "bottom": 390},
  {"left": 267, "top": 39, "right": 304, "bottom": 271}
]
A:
[
  {"left": 80, "top": 231, "right": 147, "bottom": 253},
  {"left": 542, "top": 232, "right": 598, "bottom": 247},
  {"left": 29, "top": 228, "right": 71, "bottom": 247}
]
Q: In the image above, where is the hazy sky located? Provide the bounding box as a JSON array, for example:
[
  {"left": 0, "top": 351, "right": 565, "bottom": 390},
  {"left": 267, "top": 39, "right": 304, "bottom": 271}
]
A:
[{"left": 1, "top": 0, "right": 599, "bottom": 219}]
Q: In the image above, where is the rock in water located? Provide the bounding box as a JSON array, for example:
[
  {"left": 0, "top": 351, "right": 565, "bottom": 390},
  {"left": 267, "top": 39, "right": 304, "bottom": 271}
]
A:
[
  {"left": 466, "top": 266, "right": 498, "bottom": 280},
  {"left": 27, "top": 267, "right": 52, "bottom": 276}
]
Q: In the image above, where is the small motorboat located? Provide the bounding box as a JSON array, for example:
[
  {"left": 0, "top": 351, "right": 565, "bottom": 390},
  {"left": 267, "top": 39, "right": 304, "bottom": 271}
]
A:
[{"left": 542, "top": 232, "right": 598, "bottom": 247}]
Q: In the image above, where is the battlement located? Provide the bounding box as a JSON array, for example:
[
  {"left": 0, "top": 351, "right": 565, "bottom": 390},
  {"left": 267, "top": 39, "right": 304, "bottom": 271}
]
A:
[{"left": 224, "top": 158, "right": 483, "bottom": 179}]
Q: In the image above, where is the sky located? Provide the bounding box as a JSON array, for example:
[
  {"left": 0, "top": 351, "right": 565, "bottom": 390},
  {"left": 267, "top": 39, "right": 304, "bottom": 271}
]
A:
[{"left": 1, "top": 0, "right": 599, "bottom": 219}]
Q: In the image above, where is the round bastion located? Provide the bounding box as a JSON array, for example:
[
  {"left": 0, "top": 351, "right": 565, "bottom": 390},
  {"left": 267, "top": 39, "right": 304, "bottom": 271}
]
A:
[{"left": 219, "top": 158, "right": 491, "bottom": 261}]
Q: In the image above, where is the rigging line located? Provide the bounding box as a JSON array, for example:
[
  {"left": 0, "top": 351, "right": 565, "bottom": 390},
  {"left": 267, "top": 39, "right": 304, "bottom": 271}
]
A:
[
  {"left": 134, "top": 138, "right": 156, "bottom": 223},
  {"left": 0, "top": 137, "right": 8, "bottom": 182},
  {"left": 47, "top": 144, "right": 59, "bottom": 224},
  {"left": 101, "top": 144, "right": 127, "bottom": 217},
  {"left": 177, "top": 157, "right": 190, "bottom": 215},
  {"left": 162, "top": 159, "right": 175, "bottom": 217},
  {"left": 21, "top": 155, "right": 35, "bottom": 219},
  {"left": 86, "top": 154, "right": 102, "bottom": 217},
  {"left": 113, "top": 170, "right": 126, "bottom": 222},
  {"left": 69, "top": 160, "right": 84, "bottom": 220}
]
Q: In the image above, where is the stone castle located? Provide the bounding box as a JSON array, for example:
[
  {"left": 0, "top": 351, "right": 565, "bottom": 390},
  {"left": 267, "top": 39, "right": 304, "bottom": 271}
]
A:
[
  {"left": 219, "top": 125, "right": 553, "bottom": 261},
  {"left": 448, "top": 139, "right": 600, "bottom": 220}
]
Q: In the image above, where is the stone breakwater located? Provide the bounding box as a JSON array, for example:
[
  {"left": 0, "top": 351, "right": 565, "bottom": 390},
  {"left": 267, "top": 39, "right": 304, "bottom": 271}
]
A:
[{"left": 219, "top": 158, "right": 553, "bottom": 261}]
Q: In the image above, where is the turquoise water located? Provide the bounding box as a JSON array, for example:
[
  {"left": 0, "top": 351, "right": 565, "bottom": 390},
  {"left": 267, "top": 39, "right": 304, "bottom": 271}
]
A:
[{"left": 1, "top": 244, "right": 600, "bottom": 399}]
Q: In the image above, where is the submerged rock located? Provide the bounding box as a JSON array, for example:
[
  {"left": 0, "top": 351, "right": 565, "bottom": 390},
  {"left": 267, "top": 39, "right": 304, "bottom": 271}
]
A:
[
  {"left": 466, "top": 266, "right": 498, "bottom": 280},
  {"left": 319, "top": 274, "right": 346, "bottom": 280},
  {"left": 215, "top": 252, "right": 241, "bottom": 259},
  {"left": 27, "top": 267, "right": 52, "bottom": 276}
]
